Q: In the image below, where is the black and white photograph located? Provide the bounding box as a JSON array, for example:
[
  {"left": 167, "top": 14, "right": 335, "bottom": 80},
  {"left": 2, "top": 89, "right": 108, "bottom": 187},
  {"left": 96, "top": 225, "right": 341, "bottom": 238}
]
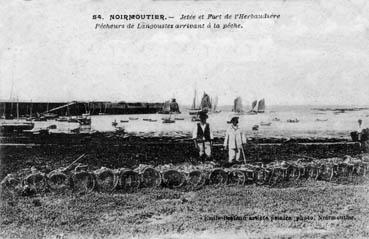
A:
[{"left": 1, "top": 0, "right": 369, "bottom": 238}]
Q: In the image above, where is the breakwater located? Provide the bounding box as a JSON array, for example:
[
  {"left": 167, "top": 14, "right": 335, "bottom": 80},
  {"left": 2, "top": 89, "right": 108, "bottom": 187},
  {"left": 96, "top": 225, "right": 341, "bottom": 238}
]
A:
[{"left": 0, "top": 101, "right": 163, "bottom": 118}]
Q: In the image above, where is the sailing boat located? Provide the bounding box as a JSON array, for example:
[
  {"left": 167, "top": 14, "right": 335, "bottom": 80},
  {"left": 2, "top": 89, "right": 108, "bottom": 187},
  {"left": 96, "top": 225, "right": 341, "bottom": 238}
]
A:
[
  {"left": 200, "top": 92, "right": 212, "bottom": 113},
  {"left": 159, "top": 100, "right": 171, "bottom": 114},
  {"left": 246, "top": 99, "right": 259, "bottom": 115},
  {"left": 159, "top": 99, "right": 180, "bottom": 114},
  {"left": 212, "top": 96, "right": 221, "bottom": 113},
  {"left": 257, "top": 99, "right": 265, "bottom": 113},
  {"left": 169, "top": 99, "right": 180, "bottom": 114},
  {"left": 189, "top": 89, "right": 201, "bottom": 115},
  {"left": 251, "top": 100, "right": 257, "bottom": 112},
  {"left": 233, "top": 96, "right": 244, "bottom": 114}
]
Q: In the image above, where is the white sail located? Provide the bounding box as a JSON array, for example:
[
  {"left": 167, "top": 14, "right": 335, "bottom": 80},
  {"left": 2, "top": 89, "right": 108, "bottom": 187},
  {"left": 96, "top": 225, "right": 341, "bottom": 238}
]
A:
[
  {"left": 163, "top": 100, "right": 171, "bottom": 112},
  {"left": 191, "top": 89, "right": 200, "bottom": 110},
  {"left": 251, "top": 100, "right": 257, "bottom": 111},
  {"left": 192, "top": 90, "right": 196, "bottom": 109},
  {"left": 213, "top": 96, "right": 218, "bottom": 111},
  {"left": 233, "top": 97, "right": 243, "bottom": 113},
  {"left": 257, "top": 99, "right": 265, "bottom": 113}
]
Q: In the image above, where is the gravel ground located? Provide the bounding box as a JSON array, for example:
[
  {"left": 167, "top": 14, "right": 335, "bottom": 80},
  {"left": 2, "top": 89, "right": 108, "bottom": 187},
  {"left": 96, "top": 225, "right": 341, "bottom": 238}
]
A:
[
  {"left": 1, "top": 136, "right": 367, "bottom": 238},
  {"left": 1, "top": 180, "right": 369, "bottom": 239}
]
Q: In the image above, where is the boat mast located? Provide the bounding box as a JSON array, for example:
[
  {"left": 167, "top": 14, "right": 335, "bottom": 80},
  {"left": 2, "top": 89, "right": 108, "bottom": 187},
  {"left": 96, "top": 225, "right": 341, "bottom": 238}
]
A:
[
  {"left": 16, "top": 97, "right": 19, "bottom": 120},
  {"left": 30, "top": 100, "right": 33, "bottom": 117},
  {"left": 193, "top": 89, "right": 197, "bottom": 109},
  {"left": 2, "top": 102, "right": 6, "bottom": 119}
]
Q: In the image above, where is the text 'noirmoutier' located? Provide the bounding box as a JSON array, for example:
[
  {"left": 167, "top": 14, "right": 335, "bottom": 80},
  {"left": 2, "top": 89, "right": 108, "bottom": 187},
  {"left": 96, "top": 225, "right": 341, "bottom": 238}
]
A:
[{"left": 109, "top": 14, "right": 166, "bottom": 20}]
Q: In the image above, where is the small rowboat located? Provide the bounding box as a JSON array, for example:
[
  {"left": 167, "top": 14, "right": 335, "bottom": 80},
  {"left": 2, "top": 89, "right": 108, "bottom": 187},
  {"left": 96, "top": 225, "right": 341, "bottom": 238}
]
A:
[
  {"left": 315, "top": 118, "right": 328, "bottom": 122},
  {"left": 287, "top": 119, "right": 299, "bottom": 123},
  {"left": 56, "top": 117, "right": 69, "bottom": 122},
  {"left": 162, "top": 118, "right": 175, "bottom": 123},
  {"left": 128, "top": 117, "right": 139, "bottom": 120}
]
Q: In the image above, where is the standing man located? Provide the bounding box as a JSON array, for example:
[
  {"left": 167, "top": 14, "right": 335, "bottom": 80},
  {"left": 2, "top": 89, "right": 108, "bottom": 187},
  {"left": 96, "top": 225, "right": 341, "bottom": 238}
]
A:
[
  {"left": 357, "top": 119, "right": 363, "bottom": 141},
  {"left": 192, "top": 111, "right": 213, "bottom": 160},
  {"left": 357, "top": 119, "right": 369, "bottom": 152},
  {"left": 223, "top": 116, "right": 247, "bottom": 163}
]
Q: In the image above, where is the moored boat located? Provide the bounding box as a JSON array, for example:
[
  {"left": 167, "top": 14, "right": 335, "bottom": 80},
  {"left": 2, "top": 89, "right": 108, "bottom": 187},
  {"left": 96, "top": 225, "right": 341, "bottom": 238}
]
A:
[
  {"left": 200, "top": 92, "right": 212, "bottom": 113},
  {"left": 159, "top": 99, "right": 181, "bottom": 114},
  {"left": 42, "top": 113, "right": 58, "bottom": 119},
  {"left": 287, "top": 119, "right": 299, "bottom": 123},
  {"left": 211, "top": 96, "right": 221, "bottom": 113},
  {"left": 162, "top": 118, "right": 175, "bottom": 124},
  {"left": 244, "top": 100, "right": 258, "bottom": 115},
  {"left": 233, "top": 96, "right": 244, "bottom": 114},
  {"left": 189, "top": 89, "right": 201, "bottom": 115},
  {"left": 257, "top": 99, "right": 265, "bottom": 113},
  {"left": 316, "top": 118, "right": 328, "bottom": 122},
  {"left": 55, "top": 116, "right": 69, "bottom": 122}
]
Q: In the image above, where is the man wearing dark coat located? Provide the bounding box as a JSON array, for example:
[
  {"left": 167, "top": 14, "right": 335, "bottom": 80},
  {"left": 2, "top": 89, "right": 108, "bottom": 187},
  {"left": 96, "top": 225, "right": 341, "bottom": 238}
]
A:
[{"left": 192, "top": 111, "right": 213, "bottom": 159}]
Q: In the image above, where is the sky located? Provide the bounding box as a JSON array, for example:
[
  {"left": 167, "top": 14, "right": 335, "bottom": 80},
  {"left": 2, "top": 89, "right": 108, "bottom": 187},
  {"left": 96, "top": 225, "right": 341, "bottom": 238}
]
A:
[{"left": 0, "top": 0, "right": 368, "bottom": 106}]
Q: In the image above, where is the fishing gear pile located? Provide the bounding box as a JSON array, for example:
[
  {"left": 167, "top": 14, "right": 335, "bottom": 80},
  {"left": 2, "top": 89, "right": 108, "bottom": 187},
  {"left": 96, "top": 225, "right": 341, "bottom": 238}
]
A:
[{"left": 1, "top": 154, "right": 369, "bottom": 198}]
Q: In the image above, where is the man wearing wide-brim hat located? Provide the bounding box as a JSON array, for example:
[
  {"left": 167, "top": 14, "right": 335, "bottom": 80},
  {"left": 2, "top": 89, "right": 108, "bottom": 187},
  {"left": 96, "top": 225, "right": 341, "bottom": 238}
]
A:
[
  {"left": 192, "top": 111, "right": 214, "bottom": 160},
  {"left": 223, "top": 115, "right": 247, "bottom": 163}
]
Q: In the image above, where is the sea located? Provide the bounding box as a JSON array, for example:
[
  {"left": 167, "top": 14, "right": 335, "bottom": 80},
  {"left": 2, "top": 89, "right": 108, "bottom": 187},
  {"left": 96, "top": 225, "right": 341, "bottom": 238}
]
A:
[{"left": 12, "top": 105, "right": 369, "bottom": 139}]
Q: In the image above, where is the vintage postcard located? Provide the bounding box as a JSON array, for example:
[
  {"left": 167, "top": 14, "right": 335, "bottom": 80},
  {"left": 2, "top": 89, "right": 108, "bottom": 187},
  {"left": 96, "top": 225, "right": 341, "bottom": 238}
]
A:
[{"left": 1, "top": 0, "right": 369, "bottom": 238}]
